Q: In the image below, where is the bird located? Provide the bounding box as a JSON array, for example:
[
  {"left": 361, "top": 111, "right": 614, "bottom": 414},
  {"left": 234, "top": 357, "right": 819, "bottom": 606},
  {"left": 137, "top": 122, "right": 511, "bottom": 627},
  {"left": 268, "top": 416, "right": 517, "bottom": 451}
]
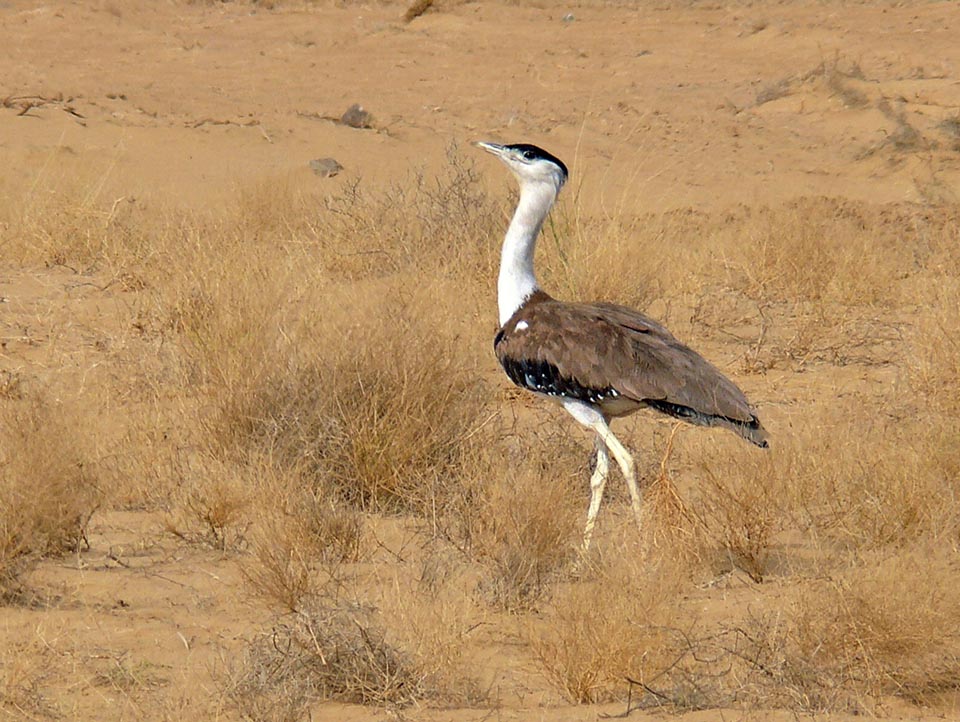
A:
[{"left": 473, "top": 140, "right": 768, "bottom": 552}]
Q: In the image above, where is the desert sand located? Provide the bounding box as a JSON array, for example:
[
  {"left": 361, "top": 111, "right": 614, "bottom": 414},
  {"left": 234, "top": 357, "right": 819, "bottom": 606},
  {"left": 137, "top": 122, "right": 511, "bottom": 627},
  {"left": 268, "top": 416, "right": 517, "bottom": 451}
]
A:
[{"left": 2, "top": 1, "right": 960, "bottom": 720}]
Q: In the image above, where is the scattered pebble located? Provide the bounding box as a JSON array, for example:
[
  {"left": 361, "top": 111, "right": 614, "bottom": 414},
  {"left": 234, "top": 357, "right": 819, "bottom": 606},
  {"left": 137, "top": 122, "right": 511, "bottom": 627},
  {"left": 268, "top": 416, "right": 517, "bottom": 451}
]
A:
[
  {"left": 340, "top": 103, "right": 373, "bottom": 129},
  {"left": 562, "top": 13, "right": 575, "bottom": 23},
  {"left": 309, "top": 157, "right": 343, "bottom": 177}
]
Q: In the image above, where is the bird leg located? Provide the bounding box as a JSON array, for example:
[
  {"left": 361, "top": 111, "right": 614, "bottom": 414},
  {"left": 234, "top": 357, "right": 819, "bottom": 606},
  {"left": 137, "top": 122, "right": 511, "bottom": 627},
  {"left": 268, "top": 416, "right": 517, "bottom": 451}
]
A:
[
  {"left": 581, "top": 437, "right": 610, "bottom": 552},
  {"left": 562, "top": 399, "right": 643, "bottom": 541},
  {"left": 593, "top": 421, "right": 643, "bottom": 536}
]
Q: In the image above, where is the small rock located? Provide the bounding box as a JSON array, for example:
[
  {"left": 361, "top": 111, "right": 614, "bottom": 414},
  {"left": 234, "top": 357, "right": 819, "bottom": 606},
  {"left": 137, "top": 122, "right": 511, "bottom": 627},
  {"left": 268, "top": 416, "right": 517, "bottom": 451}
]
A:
[
  {"left": 309, "top": 158, "right": 343, "bottom": 177},
  {"left": 340, "top": 103, "right": 373, "bottom": 129},
  {"left": 562, "top": 13, "right": 575, "bottom": 22}
]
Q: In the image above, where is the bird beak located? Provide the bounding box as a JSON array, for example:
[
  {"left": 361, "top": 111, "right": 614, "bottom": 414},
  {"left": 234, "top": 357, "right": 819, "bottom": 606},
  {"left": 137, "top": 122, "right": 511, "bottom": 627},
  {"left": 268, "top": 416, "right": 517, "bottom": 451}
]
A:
[{"left": 472, "top": 140, "right": 507, "bottom": 158}]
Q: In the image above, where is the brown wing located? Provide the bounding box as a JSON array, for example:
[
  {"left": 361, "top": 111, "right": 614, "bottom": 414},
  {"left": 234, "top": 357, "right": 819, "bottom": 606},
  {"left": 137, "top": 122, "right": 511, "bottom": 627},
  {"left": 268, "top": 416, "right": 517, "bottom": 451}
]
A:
[{"left": 495, "top": 294, "right": 767, "bottom": 446}]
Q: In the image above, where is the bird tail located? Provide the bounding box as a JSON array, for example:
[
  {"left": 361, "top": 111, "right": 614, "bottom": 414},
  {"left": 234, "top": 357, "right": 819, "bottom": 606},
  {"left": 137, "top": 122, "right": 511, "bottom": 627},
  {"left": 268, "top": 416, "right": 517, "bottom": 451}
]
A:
[
  {"left": 645, "top": 400, "right": 769, "bottom": 448},
  {"left": 725, "top": 416, "right": 769, "bottom": 448}
]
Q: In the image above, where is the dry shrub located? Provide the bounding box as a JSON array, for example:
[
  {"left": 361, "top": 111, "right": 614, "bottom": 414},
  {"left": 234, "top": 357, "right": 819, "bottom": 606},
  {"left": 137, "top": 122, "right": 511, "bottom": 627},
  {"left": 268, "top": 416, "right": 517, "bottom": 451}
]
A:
[
  {"left": 709, "top": 199, "right": 910, "bottom": 308},
  {"left": 693, "top": 409, "right": 959, "bottom": 561},
  {"left": 315, "top": 143, "right": 502, "bottom": 281},
  {"left": 231, "top": 174, "right": 319, "bottom": 243},
  {"left": 536, "top": 198, "right": 936, "bottom": 376},
  {"left": 0, "top": 640, "right": 57, "bottom": 719},
  {"left": 374, "top": 561, "right": 486, "bottom": 705},
  {"left": 199, "top": 293, "right": 490, "bottom": 514},
  {"left": 672, "top": 200, "right": 960, "bottom": 374},
  {"left": 225, "top": 599, "right": 424, "bottom": 719},
  {"left": 841, "top": 425, "right": 959, "bottom": 549},
  {"left": 693, "top": 459, "right": 780, "bottom": 583},
  {"left": 547, "top": 198, "right": 931, "bottom": 318},
  {"left": 3, "top": 180, "right": 162, "bottom": 279},
  {"left": 736, "top": 546, "right": 960, "bottom": 711},
  {"left": 245, "top": 513, "right": 327, "bottom": 614},
  {"left": 909, "top": 279, "right": 960, "bottom": 415},
  {"left": 230, "top": 557, "right": 481, "bottom": 716},
  {"left": 529, "top": 554, "right": 687, "bottom": 704},
  {"left": 448, "top": 430, "right": 584, "bottom": 610},
  {"left": 534, "top": 205, "right": 748, "bottom": 323},
  {"left": 800, "top": 421, "right": 959, "bottom": 551},
  {"left": 536, "top": 208, "right": 665, "bottom": 311},
  {"left": 165, "top": 149, "right": 498, "bottom": 519},
  {"left": 232, "top": 475, "right": 479, "bottom": 713},
  {"left": 164, "top": 453, "right": 253, "bottom": 551},
  {"left": 283, "top": 486, "right": 363, "bottom": 566},
  {"left": 0, "top": 394, "right": 98, "bottom": 600},
  {"left": 529, "top": 543, "right": 960, "bottom": 711},
  {"left": 641, "top": 470, "right": 707, "bottom": 570},
  {"left": 243, "top": 459, "right": 362, "bottom": 613}
]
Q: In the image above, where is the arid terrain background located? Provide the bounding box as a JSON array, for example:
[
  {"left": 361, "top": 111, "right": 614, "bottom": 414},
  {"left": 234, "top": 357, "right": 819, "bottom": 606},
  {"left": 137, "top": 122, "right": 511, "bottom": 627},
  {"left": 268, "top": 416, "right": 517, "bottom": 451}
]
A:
[{"left": 2, "top": 1, "right": 960, "bottom": 720}]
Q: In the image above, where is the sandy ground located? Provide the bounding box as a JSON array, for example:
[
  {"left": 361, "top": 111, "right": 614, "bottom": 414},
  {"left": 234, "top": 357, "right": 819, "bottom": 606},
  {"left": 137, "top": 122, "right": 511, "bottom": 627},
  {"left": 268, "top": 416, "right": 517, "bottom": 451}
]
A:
[
  {"left": 2, "top": 1, "right": 960, "bottom": 720},
  {"left": 3, "top": 0, "right": 959, "bottom": 210}
]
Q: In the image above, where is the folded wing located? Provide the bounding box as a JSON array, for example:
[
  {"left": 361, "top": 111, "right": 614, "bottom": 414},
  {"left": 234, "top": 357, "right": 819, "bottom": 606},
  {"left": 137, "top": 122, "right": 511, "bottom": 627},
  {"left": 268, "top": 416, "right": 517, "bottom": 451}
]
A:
[{"left": 494, "top": 294, "right": 768, "bottom": 447}]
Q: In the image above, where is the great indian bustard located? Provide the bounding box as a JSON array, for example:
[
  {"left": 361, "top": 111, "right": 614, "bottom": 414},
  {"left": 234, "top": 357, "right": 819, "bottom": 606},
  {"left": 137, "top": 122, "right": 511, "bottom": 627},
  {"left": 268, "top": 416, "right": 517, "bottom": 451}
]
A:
[{"left": 474, "top": 141, "right": 768, "bottom": 552}]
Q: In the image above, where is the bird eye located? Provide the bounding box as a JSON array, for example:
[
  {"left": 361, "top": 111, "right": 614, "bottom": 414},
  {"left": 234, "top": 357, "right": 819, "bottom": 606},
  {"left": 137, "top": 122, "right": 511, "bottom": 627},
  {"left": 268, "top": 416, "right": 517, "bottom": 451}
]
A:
[{"left": 522, "top": 150, "right": 535, "bottom": 161}]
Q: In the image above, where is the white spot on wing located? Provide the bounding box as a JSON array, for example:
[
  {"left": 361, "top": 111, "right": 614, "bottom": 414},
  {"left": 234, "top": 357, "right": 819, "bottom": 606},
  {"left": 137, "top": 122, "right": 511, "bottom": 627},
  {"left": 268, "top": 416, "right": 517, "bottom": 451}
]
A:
[{"left": 515, "top": 320, "right": 529, "bottom": 331}]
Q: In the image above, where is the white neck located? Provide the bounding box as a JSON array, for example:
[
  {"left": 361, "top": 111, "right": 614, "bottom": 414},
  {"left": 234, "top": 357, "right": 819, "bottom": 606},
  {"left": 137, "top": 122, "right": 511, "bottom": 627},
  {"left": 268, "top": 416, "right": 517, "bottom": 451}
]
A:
[{"left": 497, "top": 180, "right": 559, "bottom": 326}]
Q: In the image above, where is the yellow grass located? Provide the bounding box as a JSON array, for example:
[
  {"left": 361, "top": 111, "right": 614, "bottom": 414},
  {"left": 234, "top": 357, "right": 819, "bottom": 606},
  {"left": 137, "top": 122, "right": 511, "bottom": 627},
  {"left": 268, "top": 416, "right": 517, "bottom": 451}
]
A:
[
  {"left": 3, "top": 146, "right": 960, "bottom": 717},
  {"left": 0, "top": 392, "right": 99, "bottom": 601},
  {"left": 528, "top": 553, "right": 687, "bottom": 704}
]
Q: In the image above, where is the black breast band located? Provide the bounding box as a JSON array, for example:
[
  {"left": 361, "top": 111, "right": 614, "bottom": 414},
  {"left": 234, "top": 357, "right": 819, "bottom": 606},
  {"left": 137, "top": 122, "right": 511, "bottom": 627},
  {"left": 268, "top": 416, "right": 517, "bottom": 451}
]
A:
[{"left": 499, "top": 356, "right": 618, "bottom": 406}]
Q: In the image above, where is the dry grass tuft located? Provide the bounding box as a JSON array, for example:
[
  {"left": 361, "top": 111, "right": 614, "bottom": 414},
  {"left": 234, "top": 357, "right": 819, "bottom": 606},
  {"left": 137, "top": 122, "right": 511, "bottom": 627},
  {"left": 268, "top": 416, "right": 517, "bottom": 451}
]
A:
[
  {"left": 242, "top": 461, "right": 362, "bottom": 613},
  {"left": 706, "top": 199, "right": 910, "bottom": 308},
  {"left": 165, "top": 147, "right": 498, "bottom": 522},
  {"left": 909, "top": 280, "right": 960, "bottom": 415},
  {"left": 537, "top": 209, "right": 667, "bottom": 312},
  {"left": 195, "top": 295, "right": 490, "bottom": 515},
  {"left": 0, "top": 394, "right": 98, "bottom": 601},
  {"left": 735, "top": 546, "right": 960, "bottom": 711},
  {"left": 682, "top": 201, "right": 959, "bottom": 374},
  {"left": 245, "top": 515, "right": 328, "bottom": 614},
  {"left": 0, "top": 640, "right": 58, "bottom": 719},
  {"left": 225, "top": 599, "right": 424, "bottom": 719},
  {"left": 164, "top": 454, "right": 253, "bottom": 551},
  {"left": 694, "top": 411, "right": 960, "bottom": 563},
  {"left": 231, "top": 542, "right": 482, "bottom": 716},
  {"left": 535, "top": 198, "right": 939, "bottom": 376},
  {"left": 529, "top": 554, "right": 686, "bottom": 704},
  {"left": 446, "top": 429, "right": 585, "bottom": 610},
  {"left": 694, "top": 456, "right": 782, "bottom": 583},
  {"left": 374, "top": 559, "right": 487, "bottom": 706},
  {"left": 641, "top": 470, "right": 706, "bottom": 569},
  {"left": 4, "top": 182, "right": 160, "bottom": 279},
  {"left": 315, "top": 143, "right": 502, "bottom": 281}
]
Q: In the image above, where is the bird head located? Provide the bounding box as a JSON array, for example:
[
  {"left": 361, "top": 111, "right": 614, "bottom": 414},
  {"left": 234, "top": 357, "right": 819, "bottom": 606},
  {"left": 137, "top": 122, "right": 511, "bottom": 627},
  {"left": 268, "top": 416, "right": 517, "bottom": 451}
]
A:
[{"left": 473, "top": 141, "right": 568, "bottom": 193}]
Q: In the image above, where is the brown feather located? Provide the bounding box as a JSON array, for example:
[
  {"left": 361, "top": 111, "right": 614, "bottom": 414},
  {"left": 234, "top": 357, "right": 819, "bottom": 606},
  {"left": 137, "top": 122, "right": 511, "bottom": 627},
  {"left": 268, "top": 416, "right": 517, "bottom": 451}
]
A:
[{"left": 494, "top": 292, "right": 768, "bottom": 447}]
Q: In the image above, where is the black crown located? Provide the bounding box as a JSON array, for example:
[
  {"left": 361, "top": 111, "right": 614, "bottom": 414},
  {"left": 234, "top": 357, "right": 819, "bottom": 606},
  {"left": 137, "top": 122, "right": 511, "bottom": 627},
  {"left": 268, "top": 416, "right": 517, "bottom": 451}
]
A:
[{"left": 504, "top": 143, "right": 569, "bottom": 180}]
